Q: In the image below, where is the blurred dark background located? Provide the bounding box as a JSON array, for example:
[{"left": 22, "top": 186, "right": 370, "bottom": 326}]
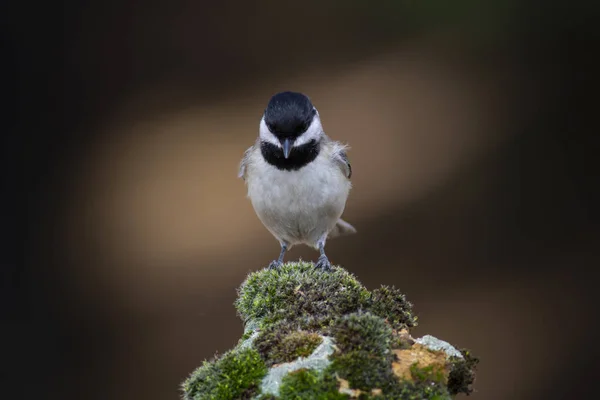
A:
[{"left": 4, "top": 0, "right": 599, "bottom": 399}]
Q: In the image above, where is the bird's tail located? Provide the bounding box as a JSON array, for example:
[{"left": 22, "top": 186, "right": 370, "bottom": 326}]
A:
[{"left": 328, "top": 218, "right": 357, "bottom": 239}]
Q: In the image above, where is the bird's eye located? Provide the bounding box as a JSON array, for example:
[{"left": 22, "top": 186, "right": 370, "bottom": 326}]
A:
[{"left": 298, "top": 123, "right": 308, "bottom": 133}]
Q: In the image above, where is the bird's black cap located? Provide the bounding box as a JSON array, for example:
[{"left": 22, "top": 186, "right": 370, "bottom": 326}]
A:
[{"left": 264, "top": 91, "right": 316, "bottom": 138}]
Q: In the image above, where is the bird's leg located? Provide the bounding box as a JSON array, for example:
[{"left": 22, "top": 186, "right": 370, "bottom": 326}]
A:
[
  {"left": 314, "top": 236, "right": 332, "bottom": 271},
  {"left": 268, "top": 242, "right": 288, "bottom": 270}
]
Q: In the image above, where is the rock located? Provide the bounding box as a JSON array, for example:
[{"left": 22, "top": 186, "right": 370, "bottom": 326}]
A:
[{"left": 181, "top": 262, "right": 478, "bottom": 400}]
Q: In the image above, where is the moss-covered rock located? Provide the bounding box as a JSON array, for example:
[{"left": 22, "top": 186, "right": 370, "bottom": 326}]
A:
[
  {"left": 329, "top": 350, "right": 394, "bottom": 392},
  {"left": 254, "top": 322, "right": 324, "bottom": 366},
  {"left": 390, "top": 329, "right": 416, "bottom": 350},
  {"left": 182, "top": 347, "right": 267, "bottom": 400},
  {"left": 331, "top": 312, "right": 392, "bottom": 354},
  {"left": 236, "top": 262, "right": 371, "bottom": 329},
  {"left": 367, "top": 286, "right": 417, "bottom": 331},
  {"left": 327, "top": 312, "right": 395, "bottom": 392},
  {"left": 277, "top": 369, "right": 347, "bottom": 400},
  {"left": 182, "top": 262, "right": 478, "bottom": 400},
  {"left": 447, "top": 350, "right": 479, "bottom": 396}
]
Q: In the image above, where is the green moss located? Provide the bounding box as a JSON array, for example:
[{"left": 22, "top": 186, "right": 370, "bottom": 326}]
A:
[
  {"left": 182, "top": 360, "right": 220, "bottom": 400},
  {"left": 329, "top": 351, "right": 394, "bottom": 392},
  {"left": 288, "top": 360, "right": 452, "bottom": 400},
  {"left": 278, "top": 369, "right": 348, "bottom": 400},
  {"left": 409, "top": 363, "right": 446, "bottom": 384},
  {"left": 331, "top": 312, "right": 392, "bottom": 354},
  {"left": 254, "top": 322, "right": 323, "bottom": 366},
  {"left": 281, "top": 332, "right": 322, "bottom": 359},
  {"left": 182, "top": 347, "right": 267, "bottom": 400},
  {"left": 390, "top": 329, "right": 415, "bottom": 350},
  {"left": 366, "top": 286, "right": 417, "bottom": 330},
  {"left": 447, "top": 349, "right": 479, "bottom": 396},
  {"left": 373, "top": 358, "right": 452, "bottom": 399},
  {"left": 382, "top": 382, "right": 452, "bottom": 400},
  {"left": 236, "top": 262, "right": 370, "bottom": 329},
  {"left": 326, "top": 313, "right": 395, "bottom": 393}
]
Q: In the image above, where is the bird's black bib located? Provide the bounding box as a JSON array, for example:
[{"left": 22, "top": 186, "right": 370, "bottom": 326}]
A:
[{"left": 260, "top": 140, "right": 320, "bottom": 171}]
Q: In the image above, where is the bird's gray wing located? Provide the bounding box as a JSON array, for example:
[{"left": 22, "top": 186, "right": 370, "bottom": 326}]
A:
[
  {"left": 329, "top": 142, "right": 356, "bottom": 239},
  {"left": 238, "top": 146, "right": 253, "bottom": 180},
  {"left": 331, "top": 143, "right": 352, "bottom": 179}
]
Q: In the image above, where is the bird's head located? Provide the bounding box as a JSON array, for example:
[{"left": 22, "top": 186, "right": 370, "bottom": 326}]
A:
[{"left": 259, "top": 91, "right": 324, "bottom": 159}]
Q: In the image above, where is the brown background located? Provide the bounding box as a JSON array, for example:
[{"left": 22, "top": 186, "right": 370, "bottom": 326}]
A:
[{"left": 5, "top": 1, "right": 599, "bottom": 399}]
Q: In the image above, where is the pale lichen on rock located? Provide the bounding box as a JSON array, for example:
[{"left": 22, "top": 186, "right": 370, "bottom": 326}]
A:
[
  {"left": 260, "top": 335, "right": 335, "bottom": 396},
  {"left": 415, "top": 335, "right": 463, "bottom": 359},
  {"left": 181, "top": 262, "right": 478, "bottom": 400}
]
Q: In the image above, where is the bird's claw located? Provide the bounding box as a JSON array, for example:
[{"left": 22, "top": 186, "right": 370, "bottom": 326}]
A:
[
  {"left": 314, "top": 255, "right": 332, "bottom": 271},
  {"left": 268, "top": 260, "right": 283, "bottom": 270}
]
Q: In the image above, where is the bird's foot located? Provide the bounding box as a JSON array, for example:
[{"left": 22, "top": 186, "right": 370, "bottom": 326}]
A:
[
  {"left": 314, "top": 255, "right": 332, "bottom": 271},
  {"left": 268, "top": 260, "right": 283, "bottom": 270}
]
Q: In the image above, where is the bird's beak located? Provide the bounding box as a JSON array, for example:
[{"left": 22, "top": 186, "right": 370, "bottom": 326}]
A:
[{"left": 282, "top": 138, "right": 292, "bottom": 159}]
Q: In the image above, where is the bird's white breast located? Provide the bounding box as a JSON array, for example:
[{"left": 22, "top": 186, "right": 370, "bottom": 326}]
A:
[{"left": 246, "top": 150, "right": 351, "bottom": 247}]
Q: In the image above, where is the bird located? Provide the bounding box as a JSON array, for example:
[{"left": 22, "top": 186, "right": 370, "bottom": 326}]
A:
[{"left": 238, "top": 91, "right": 356, "bottom": 271}]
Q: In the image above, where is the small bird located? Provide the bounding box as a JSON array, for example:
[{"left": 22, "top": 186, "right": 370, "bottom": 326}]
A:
[{"left": 238, "top": 91, "right": 356, "bottom": 271}]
